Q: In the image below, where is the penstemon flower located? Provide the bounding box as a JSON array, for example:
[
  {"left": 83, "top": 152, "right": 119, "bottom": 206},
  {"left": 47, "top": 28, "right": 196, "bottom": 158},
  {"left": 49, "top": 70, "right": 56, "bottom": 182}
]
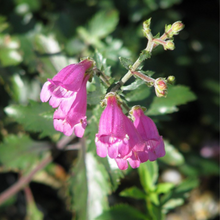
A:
[
  {"left": 95, "top": 93, "right": 131, "bottom": 159},
  {"left": 115, "top": 115, "right": 148, "bottom": 170},
  {"left": 53, "top": 74, "right": 90, "bottom": 137},
  {"left": 40, "top": 59, "right": 94, "bottom": 137},
  {"left": 130, "top": 106, "right": 165, "bottom": 161}
]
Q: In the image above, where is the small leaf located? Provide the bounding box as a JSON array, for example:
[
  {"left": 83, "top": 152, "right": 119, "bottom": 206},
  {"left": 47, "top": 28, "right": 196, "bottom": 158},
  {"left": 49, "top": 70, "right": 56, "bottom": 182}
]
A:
[
  {"left": 95, "top": 204, "right": 147, "bottom": 220},
  {"left": 122, "top": 79, "right": 145, "bottom": 91},
  {"left": 119, "top": 57, "right": 133, "bottom": 70},
  {"left": 125, "top": 84, "right": 151, "bottom": 102},
  {"left": 88, "top": 10, "right": 119, "bottom": 39},
  {"left": 156, "top": 183, "right": 175, "bottom": 194},
  {"left": 162, "top": 198, "right": 184, "bottom": 210},
  {"left": 120, "top": 186, "right": 146, "bottom": 200},
  {"left": 4, "top": 101, "right": 58, "bottom": 138},
  {"left": 161, "top": 177, "right": 199, "bottom": 209},
  {"left": 147, "top": 85, "right": 197, "bottom": 115},
  {"left": 87, "top": 75, "right": 106, "bottom": 105},
  {"left": 0, "top": 135, "right": 49, "bottom": 171},
  {"left": 159, "top": 141, "right": 185, "bottom": 166},
  {"left": 139, "top": 50, "right": 151, "bottom": 62},
  {"left": 138, "top": 161, "right": 158, "bottom": 192}
]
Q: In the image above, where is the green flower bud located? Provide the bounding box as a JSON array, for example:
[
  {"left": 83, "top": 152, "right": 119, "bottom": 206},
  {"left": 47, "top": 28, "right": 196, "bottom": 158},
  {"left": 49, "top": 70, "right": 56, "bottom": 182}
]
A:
[
  {"left": 143, "top": 18, "right": 152, "bottom": 34},
  {"left": 171, "top": 21, "right": 184, "bottom": 35},
  {"left": 164, "top": 40, "right": 175, "bottom": 50},
  {"left": 167, "top": 76, "right": 175, "bottom": 84}
]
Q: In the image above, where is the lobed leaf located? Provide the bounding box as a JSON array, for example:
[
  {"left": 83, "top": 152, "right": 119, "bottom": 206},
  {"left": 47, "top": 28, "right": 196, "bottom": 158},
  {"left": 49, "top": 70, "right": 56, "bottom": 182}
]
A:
[
  {"left": 147, "top": 85, "right": 197, "bottom": 115},
  {"left": 0, "top": 135, "right": 49, "bottom": 172},
  {"left": 4, "top": 100, "right": 58, "bottom": 138}
]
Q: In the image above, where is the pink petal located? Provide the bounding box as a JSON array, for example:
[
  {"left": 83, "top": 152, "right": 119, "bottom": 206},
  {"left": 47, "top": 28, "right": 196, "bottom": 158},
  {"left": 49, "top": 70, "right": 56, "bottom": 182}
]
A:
[
  {"left": 40, "top": 81, "right": 52, "bottom": 102},
  {"left": 115, "top": 158, "right": 128, "bottom": 170},
  {"left": 49, "top": 96, "right": 62, "bottom": 108},
  {"left": 127, "top": 152, "right": 140, "bottom": 169},
  {"left": 73, "top": 117, "right": 87, "bottom": 138},
  {"left": 96, "top": 136, "right": 108, "bottom": 157}
]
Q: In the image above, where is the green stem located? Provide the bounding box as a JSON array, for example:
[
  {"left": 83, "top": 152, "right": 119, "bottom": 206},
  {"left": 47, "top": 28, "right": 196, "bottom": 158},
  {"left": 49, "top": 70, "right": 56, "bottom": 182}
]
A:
[{"left": 111, "top": 33, "right": 155, "bottom": 92}]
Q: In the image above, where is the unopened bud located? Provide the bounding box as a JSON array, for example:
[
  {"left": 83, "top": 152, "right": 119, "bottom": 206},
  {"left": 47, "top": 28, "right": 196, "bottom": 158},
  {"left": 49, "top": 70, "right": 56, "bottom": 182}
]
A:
[
  {"left": 154, "top": 78, "right": 167, "bottom": 97},
  {"left": 143, "top": 18, "right": 152, "bottom": 34},
  {"left": 164, "top": 40, "right": 175, "bottom": 50},
  {"left": 171, "top": 21, "right": 184, "bottom": 35},
  {"left": 167, "top": 76, "right": 175, "bottom": 84}
]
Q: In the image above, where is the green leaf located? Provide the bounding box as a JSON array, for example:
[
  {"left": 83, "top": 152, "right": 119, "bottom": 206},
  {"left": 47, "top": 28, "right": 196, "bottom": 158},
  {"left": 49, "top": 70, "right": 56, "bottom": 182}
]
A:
[
  {"left": 156, "top": 183, "right": 175, "bottom": 194},
  {"left": 88, "top": 10, "right": 119, "bottom": 39},
  {"left": 159, "top": 141, "right": 185, "bottom": 166},
  {"left": 125, "top": 84, "right": 151, "bottom": 102},
  {"left": 119, "top": 57, "right": 133, "bottom": 70},
  {"left": 69, "top": 150, "right": 110, "bottom": 220},
  {"left": 87, "top": 75, "right": 106, "bottom": 105},
  {"left": 4, "top": 100, "right": 58, "bottom": 138},
  {"left": 122, "top": 79, "right": 146, "bottom": 91},
  {"left": 161, "top": 178, "right": 199, "bottom": 211},
  {"left": 138, "top": 161, "right": 158, "bottom": 192},
  {"left": 120, "top": 186, "right": 146, "bottom": 200},
  {"left": 95, "top": 204, "right": 147, "bottom": 220},
  {"left": 0, "top": 47, "right": 22, "bottom": 67},
  {"left": 0, "top": 135, "right": 49, "bottom": 171},
  {"left": 34, "top": 34, "right": 74, "bottom": 78},
  {"left": 147, "top": 85, "right": 197, "bottom": 115},
  {"left": 139, "top": 50, "right": 151, "bottom": 62},
  {"left": 10, "top": 74, "right": 41, "bottom": 104},
  {"left": 86, "top": 152, "right": 110, "bottom": 220}
]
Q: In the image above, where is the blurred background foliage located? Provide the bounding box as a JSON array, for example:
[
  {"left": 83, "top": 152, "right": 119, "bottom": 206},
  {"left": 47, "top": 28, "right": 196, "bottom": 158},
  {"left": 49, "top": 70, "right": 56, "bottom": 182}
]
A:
[{"left": 0, "top": 0, "right": 219, "bottom": 220}]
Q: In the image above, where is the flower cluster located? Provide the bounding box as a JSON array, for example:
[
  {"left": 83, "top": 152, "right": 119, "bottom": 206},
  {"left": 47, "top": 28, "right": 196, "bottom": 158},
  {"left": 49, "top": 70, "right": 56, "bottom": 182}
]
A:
[
  {"left": 95, "top": 93, "right": 165, "bottom": 170},
  {"left": 40, "top": 60, "right": 165, "bottom": 170},
  {"left": 40, "top": 59, "right": 94, "bottom": 137}
]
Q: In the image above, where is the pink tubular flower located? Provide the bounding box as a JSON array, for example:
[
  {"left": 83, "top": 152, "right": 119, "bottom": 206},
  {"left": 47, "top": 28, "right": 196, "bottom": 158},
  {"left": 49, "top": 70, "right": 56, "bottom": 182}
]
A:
[
  {"left": 115, "top": 115, "right": 148, "bottom": 170},
  {"left": 130, "top": 106, "right": 165, "bottom": 161},
  {"left": 40, "top": 59, "right": 94, "bottom": 137},
  {"left": 53, "top": 74, "right": 90, "bottom": 137},
  {"left": 95, "top": 93, "right": 131, "bottom": 159},
  {"left": 40, "top": 59, "right": 94, "bottom": 108}
]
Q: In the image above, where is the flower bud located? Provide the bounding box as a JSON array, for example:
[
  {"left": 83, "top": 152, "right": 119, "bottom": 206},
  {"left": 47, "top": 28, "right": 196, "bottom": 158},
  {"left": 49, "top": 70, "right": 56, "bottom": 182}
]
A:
[
  {"left": 171, "top": 21, "right": 184, "bottom": 35},
  {"left": 167, "top": 75, "right": 175, "bottom": 84},
  {"left": 143, "top": 18, "right": 152, "bottom": 35},
  {"left": 164, "top": 40, "right": 175, "bottom": 50},
  {"left": 154, "top": 78, "right": 167, "bottom": 97}
]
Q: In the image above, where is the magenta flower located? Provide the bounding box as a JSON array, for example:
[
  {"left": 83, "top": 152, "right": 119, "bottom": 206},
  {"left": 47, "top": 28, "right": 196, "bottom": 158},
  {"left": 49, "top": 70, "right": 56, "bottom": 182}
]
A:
[
  {"left": 53, "top": 74, "right": 90, "bottom": 137},
  {"left": 95, "top": 93, "right": 131, "bottom": 159},
  {"left": 131, "top": 106, "right": 165, "bottom": 161},
  {"left": 115, "top": 115, "right": 148, "bottom": 170},
  {"left": 40, "top": 59, "right": 93, "bottom": 108},
  {"left": 40, "top": 59, "right": 94, "bottom": 137},
  {"left": 115, "top": 116, "right": 149, "bottom": 170}
]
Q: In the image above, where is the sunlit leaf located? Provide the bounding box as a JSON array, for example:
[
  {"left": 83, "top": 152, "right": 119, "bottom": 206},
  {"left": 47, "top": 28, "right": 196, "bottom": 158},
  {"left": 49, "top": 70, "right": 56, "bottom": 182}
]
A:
[
  {"left": 161, "top": 177, "right": 199, "bottom": 211},
  {"left": 147, "top": 85, "right": 197, "bottom": 115},
  {"left": 0, "top": 135, "right": 49, "bottom": 171},
  {"left": 119, "top": 57, "right": 133, "bottom": 70},
  {"left": 125, "top": 84, "right": 151, "bottom": 101},
  {"left": 120, "top": 186, "right": 146, "bottom": 199},
  {"left": 69, "top": 149, "right": 110, "bottom": 220},
  {"left": 88, "top": 10, "right": 119, "bottom": 39},
  {"left": 4, "top": 100, "right": 58, "bottom": 138},
  {"left": 159, "top": 141, "right": 185, "bottom": 166},
  {"left": 138, "top": 161, "right": 158, "bottom": 192},
  {"left": 156, "top": 183, "right": 175, "bottom": 194}
]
